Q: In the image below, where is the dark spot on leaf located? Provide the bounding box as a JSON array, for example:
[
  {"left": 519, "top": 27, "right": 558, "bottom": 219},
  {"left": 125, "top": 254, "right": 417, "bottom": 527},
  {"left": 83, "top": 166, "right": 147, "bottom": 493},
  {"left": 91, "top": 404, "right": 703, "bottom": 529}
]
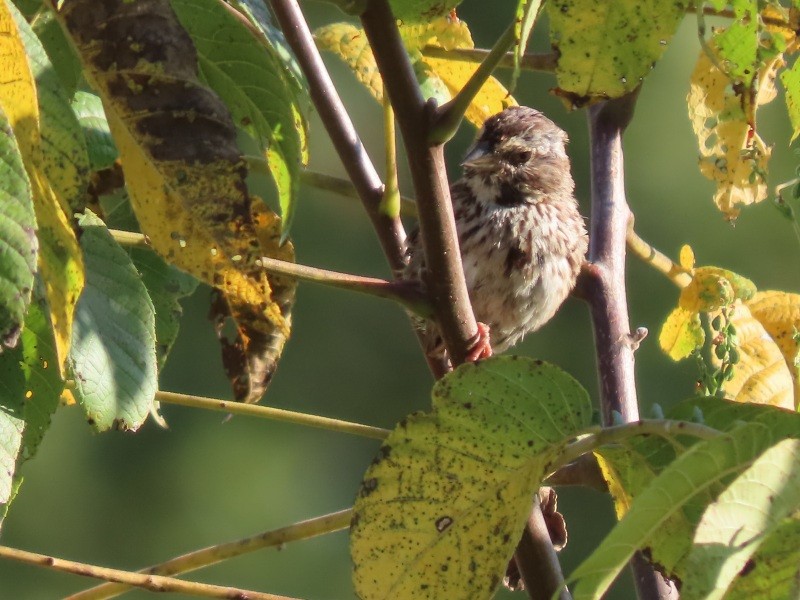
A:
[
  {"left": 435, "top": 516, "right": 453, "bottom": 532},
  {"left": 739, "top": 559, "right": 756, "bottom": 577},
  {"left": 360, "top": 478, "right": 378, "bottom": 497}
]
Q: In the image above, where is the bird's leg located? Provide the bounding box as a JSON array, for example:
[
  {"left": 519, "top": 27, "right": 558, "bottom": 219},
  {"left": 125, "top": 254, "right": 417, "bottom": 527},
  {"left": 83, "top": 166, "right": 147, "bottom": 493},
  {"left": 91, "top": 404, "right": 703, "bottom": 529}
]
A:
[{"left": 465, "top": 322, "right": 493, "bottom": 362}]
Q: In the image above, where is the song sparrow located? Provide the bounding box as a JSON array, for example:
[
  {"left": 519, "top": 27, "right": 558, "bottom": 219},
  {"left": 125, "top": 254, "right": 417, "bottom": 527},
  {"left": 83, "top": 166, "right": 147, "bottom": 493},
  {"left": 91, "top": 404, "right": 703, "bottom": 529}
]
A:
[{"left": 405, "top": 106, "right": 588, "bottom": 360}]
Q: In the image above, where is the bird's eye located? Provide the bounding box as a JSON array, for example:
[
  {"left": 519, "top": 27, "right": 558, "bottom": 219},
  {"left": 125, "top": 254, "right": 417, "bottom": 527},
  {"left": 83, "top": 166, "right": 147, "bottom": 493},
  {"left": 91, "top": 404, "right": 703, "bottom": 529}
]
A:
[{"left": 506, "top": 148, "right": 532, "bottom": 165}]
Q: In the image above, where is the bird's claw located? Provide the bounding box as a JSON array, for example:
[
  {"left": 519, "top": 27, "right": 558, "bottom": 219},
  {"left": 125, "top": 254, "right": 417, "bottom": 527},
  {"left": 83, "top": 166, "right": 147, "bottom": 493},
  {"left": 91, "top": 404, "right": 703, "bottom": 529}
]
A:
[{"left": 466, "top": 322, "right": 493, "bottom": 362}]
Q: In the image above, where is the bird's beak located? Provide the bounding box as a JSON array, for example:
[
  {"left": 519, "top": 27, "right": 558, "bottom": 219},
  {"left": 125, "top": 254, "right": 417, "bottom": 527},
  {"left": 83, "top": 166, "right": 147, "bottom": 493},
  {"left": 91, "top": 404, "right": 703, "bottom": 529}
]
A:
[{"left": 461, "top": 140, "right": 493, "bottom": 167}]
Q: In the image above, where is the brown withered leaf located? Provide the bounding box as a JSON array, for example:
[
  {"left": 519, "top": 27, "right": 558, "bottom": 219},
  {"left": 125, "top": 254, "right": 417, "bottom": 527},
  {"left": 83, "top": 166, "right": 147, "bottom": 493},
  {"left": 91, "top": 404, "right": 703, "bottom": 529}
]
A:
[{"left": 58, "top": 0, "right": 295, "bottom": 401}]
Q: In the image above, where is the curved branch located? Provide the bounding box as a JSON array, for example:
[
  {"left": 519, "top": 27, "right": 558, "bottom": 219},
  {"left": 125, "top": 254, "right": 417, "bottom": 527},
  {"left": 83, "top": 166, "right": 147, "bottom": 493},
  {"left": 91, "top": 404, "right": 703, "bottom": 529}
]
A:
[{"left": 421, "top": 45, "right": 557, "bottom": 73}]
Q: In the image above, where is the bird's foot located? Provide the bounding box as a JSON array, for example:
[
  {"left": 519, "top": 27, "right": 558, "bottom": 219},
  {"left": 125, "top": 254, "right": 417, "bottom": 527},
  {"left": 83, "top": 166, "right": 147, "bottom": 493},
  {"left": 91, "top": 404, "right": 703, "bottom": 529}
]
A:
[{"left": 466, "top": 322, "right": 493, "bottom": 362}]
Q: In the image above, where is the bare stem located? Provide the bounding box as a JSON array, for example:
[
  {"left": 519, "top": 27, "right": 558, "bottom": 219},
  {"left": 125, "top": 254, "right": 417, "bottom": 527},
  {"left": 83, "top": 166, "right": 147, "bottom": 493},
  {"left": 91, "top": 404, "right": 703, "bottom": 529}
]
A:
[
  {"left": 269, "top": 0, "right": 407, "bottom": 273},
  {"left": 583, "top": 91, "right": 679, "bottom": 600},
  {"left": 626, "top": 227, "right": 692, "bottom": 288},
  {"left": 421, "top": 46, "right": 557, "bottom": 73},
  {"left": 155, "top": 390, "right": 389, "bottom": 440},
  {"left": 361, "top": 0, "right": 478, "bottom": 366},
  {"left": 429, "top": 24, "right": 517, "bottom": 144},
  {"left": 0, "top": 545, "right": 297, "bottom": 600},
  {"left": 380, "top": 89, "right": 401, "bottom": 218},
  {"left": 301, "top": 170, "right": 417, "bottom": 218},
  {"left": 66, "top": 509, "right": 352, "bottom": 600}
]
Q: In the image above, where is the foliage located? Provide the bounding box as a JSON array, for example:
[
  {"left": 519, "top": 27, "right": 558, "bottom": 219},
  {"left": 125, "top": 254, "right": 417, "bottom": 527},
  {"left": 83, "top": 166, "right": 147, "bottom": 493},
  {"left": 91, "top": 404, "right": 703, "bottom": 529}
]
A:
[{"left": 0, "top": 0, "right": 798, "bottom": 599}]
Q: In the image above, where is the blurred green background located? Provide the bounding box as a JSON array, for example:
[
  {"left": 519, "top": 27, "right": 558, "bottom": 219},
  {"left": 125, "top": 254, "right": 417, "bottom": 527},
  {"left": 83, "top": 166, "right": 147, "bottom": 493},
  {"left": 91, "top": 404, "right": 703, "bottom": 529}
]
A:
[{"left": 1, "top": 1, "right": 798, "bottom": 598}]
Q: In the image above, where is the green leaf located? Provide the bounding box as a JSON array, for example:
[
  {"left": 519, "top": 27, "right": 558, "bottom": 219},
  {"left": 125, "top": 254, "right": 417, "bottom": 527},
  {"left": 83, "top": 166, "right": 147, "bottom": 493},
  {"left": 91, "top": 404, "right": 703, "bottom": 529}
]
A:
[
  {"left": 713, "top": 3, "right": 759, "bottom": 87},
  {"left": 351, "top": 357, "right": 592, "bottom": 600},
  {"left": 71, "top": 91, "right": 118, "bottom": 171},
  {"left": 170, "top": 0, "right": 308, "bottom": 235},
  {"left": 69, "top": 211, "right": 157, "bottom": 432},
  {"left": 781, "top": 58, "right": 800, "bottom": 143},
  {"left": 130, "top": 248, "right": 198, "bottom": 370},
  {"left": 388, "top": 0, "right": 461, "bottom": 23},
  {"left": 0, "top": 300, "right": 62, "bottom": 521},
  {"left": 31, "top": 8, "right": 82, "bottom": 97},
  {"left": 725, "top": 518, "right": 800, "bottom": 600},
  {"left": 568, "top": 422, "right": 779, "bottom": 599},
  {"left": 511, "top": 0, "right": 543, "bottom": 92},
  {"left": 10, "top": 1, "right": 90, "bottom": 212},
  {"left": 0, "top": 105, "right": 36, "bottom": 350},
  {"left": 547, "top": 0, "right": 688, "bottom": 105},
  {"left": 668, "top": 396, "right": 800, "bottom": 439},
  {"left": 681, "top": 438, "right": 800, "bottom": 599}
]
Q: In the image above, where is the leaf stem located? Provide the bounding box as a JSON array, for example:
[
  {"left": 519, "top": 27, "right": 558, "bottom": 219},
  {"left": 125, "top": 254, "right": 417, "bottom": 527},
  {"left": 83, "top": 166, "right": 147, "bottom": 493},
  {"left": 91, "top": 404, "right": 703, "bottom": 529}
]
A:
[
  {"left": 0, "top": 545, "right": 297, "bottom": 600},
  {"left": 420, "top": 46, "right": 557, "bottom": 72},
  {"left": 300, "top": 169, "right": 417, "bottom": 218},
  {"left": 380, "top": 89, "right": 401, "bottom": 218},
  {"left": 106, "top": 229, "right": 432, "bottom": 316},
  {"left": 429, "top": 23, "right": 517, "bottom": 144},
  {"left": 66, "top": 509, "right": 353, "bottom": 600},
  {"left": 155, "top": 390, "right": 390, "bottom": 440},
  {"left": 626, "top": 226, "right": 692, "bottom": 288}
]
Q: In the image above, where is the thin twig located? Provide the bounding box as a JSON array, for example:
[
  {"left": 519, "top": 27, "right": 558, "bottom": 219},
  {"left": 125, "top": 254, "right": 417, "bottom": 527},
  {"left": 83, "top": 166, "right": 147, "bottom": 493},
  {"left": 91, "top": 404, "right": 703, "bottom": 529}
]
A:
[
  {"left": 155, "top": 390, "right": 390, "bottom": 440},
  {"left": 626, "top": 227, "right": 692, "bottom": 288},
  {"left": 583, "top": 91, "right": 679, "bottom": 600},
  {"left": 106, "top": 229, "right": 432, "bottom": 316},
  {"left": 268, "top": 0, "right": 407, "bottom": 273},
  {"left": 429, "top": 24, "right": 517, "bottom": 143},
  {"left": 66, "top": 509, "right": 353, "bottom": 600},
  {"left": 301, "top": 169, "right": 417, "bottom": 218},
  {"left": 361, "top": 0, "right": 478, "bottom": 366},
  {"left": 421, "top": 45, "right": 557, "bottom": 73},
  {"left": 0, "top": 545, "right": 297, "bottom": 600},
  {"left": 300, "top": 170, "right": 417, "bottom": 218}
]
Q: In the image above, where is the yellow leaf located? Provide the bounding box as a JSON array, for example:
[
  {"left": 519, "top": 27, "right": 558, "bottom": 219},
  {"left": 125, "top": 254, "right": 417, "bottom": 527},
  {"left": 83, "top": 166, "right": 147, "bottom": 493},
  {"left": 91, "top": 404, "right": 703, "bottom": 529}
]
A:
[
  {"left": 713, "top": 302, "right": 794, "bottom": 410},
  {"left": 659, "top": 306, "right": 704, "bottom": 361},
  {"left": 0, "top": 0, "right": 83, "bottom": 371},
  {"left": 315, "top": 23, "right": 383, "bottom": 103},
  {"left": 401, "top": 14, "right": 472, "bottom": 54},
  {"left": 679, "top": 244, "right": 695, "bottom": 271},
  {"left": 746, "top": 290, "right": 800, "bottom": 407},
  {"left": 687, "top": 46, "right": 779, "bottom": 220},
  {"left": 421, "top": 56, "right": 516, "bottom": 127},
  {"left": 60, "top": 0, "right": 295, "bottom": 401},
  {"left": 678, "top": 266, "right": 755, "bottom": 313}
]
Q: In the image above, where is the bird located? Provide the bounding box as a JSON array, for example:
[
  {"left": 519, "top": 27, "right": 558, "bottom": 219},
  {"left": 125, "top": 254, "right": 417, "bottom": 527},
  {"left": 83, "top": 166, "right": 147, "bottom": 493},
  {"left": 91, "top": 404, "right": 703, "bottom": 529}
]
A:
[{"left": 404, "top": 105, "right": 588, "bottom": 361}]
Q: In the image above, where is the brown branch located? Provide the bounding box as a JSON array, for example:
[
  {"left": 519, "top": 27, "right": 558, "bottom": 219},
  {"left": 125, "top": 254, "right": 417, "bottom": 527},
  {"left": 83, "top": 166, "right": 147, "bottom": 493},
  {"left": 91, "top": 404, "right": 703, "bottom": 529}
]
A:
[
  {"left": 514, "top": 496, "right": 570, "bottom": 600},
  {"left": 583, "top": 91, "right": 678, "bottom": 600},
  {"left": 268, "top": 0, "right": 406, "bottom": 273},
  {"left": 360, "top": 0, "right": 478, "bottom": 366}
]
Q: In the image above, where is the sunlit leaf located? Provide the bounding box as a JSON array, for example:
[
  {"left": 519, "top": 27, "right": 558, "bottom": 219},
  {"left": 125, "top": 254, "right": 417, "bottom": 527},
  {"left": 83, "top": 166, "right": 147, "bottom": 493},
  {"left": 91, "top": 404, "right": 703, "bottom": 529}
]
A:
[
  {"left": 0, "top": 0, "right": 83, "bottom": 371},
  {"left": 679, "top": 266, "right": 756, "bottom": 313},
  {"left": 659, "top": 307, "right": 704, "bottom": 361},
  {"left": 170, "top": 0, "right": 308, "bottom": 234},
  {"left": 59, "top": 0, "right": 296, "bottom": 402},
  {"left": 681, "top": 438, "right": 800, "bottom": 599},
  {"left": 547, "top": 0, "right": 688, "bottom": 107},
  {"left": 351, "top": 357, "right": 592, "bottom": 600},
  {"left": 511, "top": 0, "right": 542, "bottom": 92},
  {"left": 316, "top": 23, "right": 383, "bottom": 101},
  {"left": 712, "top": 301, "right": 794, "bottom": 410},
  {"left": 569, "top": 422, "right": 779, "bottom": 599},
  {"left": 747, "top": 290, "right": 800, "bottom": 406},
  {"left": 781, "top": 58, "right": 800, "bottom": 142},
  {"left": 687, "top": 44, "right": 779, "bottom": 219},
  {"left": 668, "top": 396, "right": 800, "bottom": 439},
  {"left": 389, "top": 0, "right": 461, "bottom": 24}
]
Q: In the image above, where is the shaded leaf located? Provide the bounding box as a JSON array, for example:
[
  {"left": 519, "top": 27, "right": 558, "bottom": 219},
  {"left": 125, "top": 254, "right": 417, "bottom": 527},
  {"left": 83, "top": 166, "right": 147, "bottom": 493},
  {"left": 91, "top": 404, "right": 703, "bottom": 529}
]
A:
[
  {"left": 388, "top": 0, "right": 461, "bottom": 24},
  {"left": 351, "top": 357, "right": 592, "bottom": 600},
  {"left": 71, "top": 91, "right": 117, "bottom": 171},
  {"left": 659, "top": 307, "right": 704, "bottom": 361},
  {"left": 668, "top": 396, "right": 800, "bottom": 440},
  {"left": 511, "top": 0, "right": 543, "bottom": 92},
  {"left": 569, "top": 423, "right": 778, "bottom": 599},
  {"left": 69, "top": 211, "right": 156, "bottom": 432},
  {"left": 781, "top": 57, "right": 800, "bottom": 142},
  {"left": 31, "top": 7, "right": 82, "bottom": 98},
  {"left": 59, "top": 0, "right": 295, "bottom": 402},
  {"left": 547, "top": 0, "right": 688, "bottom": 107},
  {"left": 746, "top": 290, "right": 800, "bottom": 405},
  {"left": 0, "top": 104, "right": 36, "bottom": 350},
  {"left": 681, "top": 438, "right": 800, "bottom": 599},
  {"left": 0, "top": 0, "right": 84, "bottom": 371},
  {"left": 712, "top": 302, "right": 794, "bottom": 410},
  {"left": 170, "top": 0, "right": 308, "bottom": 234}
]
